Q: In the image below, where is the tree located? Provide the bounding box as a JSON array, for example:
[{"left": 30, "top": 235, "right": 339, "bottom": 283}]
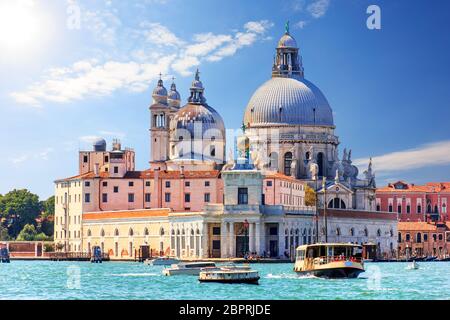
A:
[
  {"left": 40, "top": 196, "right": 55, "bottom": 218},
  {"left": 38, "top": 196, "right": 55, "bottom": 237},
  {"left": 305, "top": 185, "right": 316, "bottom": 207},
  {"left": 16, "top": 224, "right": 52, "bottom": 242},
  {"left": 0, "top": 189, "right": 41, "bottom": 238},
  {"left": 0, "top": 225, "right": 9, "bottom": 241},
  {"left": 16, "top": 224, "right": 38, "bottom": 241}
]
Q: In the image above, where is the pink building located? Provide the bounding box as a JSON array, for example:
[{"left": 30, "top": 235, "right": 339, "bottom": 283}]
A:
[{"left": 376, "top": 181, "right": 450, "bottom": 222}]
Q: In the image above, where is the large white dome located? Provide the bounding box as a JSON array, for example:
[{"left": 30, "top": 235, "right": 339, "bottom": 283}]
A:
[{"left": 243, "top": 77, "right": 334, "bottom": 127}]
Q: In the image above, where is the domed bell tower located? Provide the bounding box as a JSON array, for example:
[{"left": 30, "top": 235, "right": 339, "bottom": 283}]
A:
[
  {"left": 150, "top": 76, "right": 180, "bottom": 169},
  {"left": 272, "top": 21, "right": 304, "bottom": 79}
]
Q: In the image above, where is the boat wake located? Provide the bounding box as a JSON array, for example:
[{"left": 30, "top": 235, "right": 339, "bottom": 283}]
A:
[
  {"left": 265, "top": 273, "right": 316, "bottom": 280},
  {"left": 110, "top": 273, "right": 160, "bottom": 277}
]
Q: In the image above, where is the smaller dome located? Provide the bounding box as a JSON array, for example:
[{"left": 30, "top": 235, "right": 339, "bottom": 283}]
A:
[
  {"left": 93, "top": 138, "right": 107, "bottom": 152},
  {"left": 168, "top": 83, "right": 181, "bottom": 101},
  {"left": 152, "top": 79, "right": 168, "bottom": 97},
  {"left": 278, "top": 33, "right": 297, "bottom": 48}
]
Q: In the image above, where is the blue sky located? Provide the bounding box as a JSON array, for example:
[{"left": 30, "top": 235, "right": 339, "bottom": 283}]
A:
[{"left": 1, "top": 0, "right": 450, "bottom": 199}]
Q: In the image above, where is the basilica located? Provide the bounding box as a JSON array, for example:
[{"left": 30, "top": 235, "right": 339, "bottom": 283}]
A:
[{"left": 54, "top": 27, "right": 397, "bottom": 260}]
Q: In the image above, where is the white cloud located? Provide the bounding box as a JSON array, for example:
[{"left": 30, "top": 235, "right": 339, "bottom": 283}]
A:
[
  {"left": 354, "top": 140, "right": 450, "bottom": 174},
  {"left": 139, "top": 22, "right": 184, "bottom": 47},
  {"left": 307, "top": 0, "right": 330, "bottom": 18},
  {"left": 295, "top": 20, "right": 308, "bottom": 29},
  {"left": 12, "top": 20, "right": 273, "bottom": 106},
  {"left": 9, "top": 155, "right": 29, "bottom": 165},
  {"left": 11, "top": 55, "right": 175, "bottom": 106}
]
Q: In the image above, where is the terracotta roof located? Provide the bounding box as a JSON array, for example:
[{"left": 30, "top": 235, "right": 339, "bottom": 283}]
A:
[
  {"left": 57, "top": 169, "right": 221, "bottom": 182},
  {"left": 377, "top": 181, "right": 450, "bottom": 193},
  {"left": 83, "top": 209, "right": 171, "bottom": 221},
  {"left": 264, "top": 172, "right": 303, "bottom": 183},
  {"left": 398, "top": 222, "right": 440, "bottom": 232}
]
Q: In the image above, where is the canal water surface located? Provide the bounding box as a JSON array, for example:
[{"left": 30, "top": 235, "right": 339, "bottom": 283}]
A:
[{"left": 0, "top": 261, "right": 449, "bottom": 300}]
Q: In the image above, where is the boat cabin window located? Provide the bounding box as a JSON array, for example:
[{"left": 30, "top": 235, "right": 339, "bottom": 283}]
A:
[{"left": 296, "top": 249, "right": 306, "bottom": 261}]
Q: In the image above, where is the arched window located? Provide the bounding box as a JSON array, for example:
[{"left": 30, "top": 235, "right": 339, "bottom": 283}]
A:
[
  {"left": 398, "top": 232, "right": 402, "bottom": 243},
  {"left": 350, "top": 228, "right": 355, "bottom": 237},
  {"left": 129, "top": 228, "right": 134, "bottom": 237},
  {"left": 336, "top": 228, "right": 341, "bottom": 236},
  {"left": 377, "top": 229, "right": 382, "bottom": 237},
  {"left": 305, "top": 151, "right": 311, "bottom": 161},
  {"left": 100, "top": 229, "right": 105, "bottom": 237},
  {"left": 364, "top": 228, "right": 369, "bottom": 237},
  {"left": 317, "top": 152, "right": 324, "bottom": 177},
  {"left": 416, "top": 233, "right": 422, "bottom": 243},
  {"left": 160, "top": 228, "right": 165, "bottom": 236},
  {"left": 434, "top": 205, "right": 439, "bottom": 213},
  {"left": 406, "top": 233, "right": 410, "bottom": 242},
  {"left": 328, "top": 198, "right": 346, "bottom": 209},
  {"left": 388, "top": 204, "right": 393, "bottom": 212},
  {"left": 284, "top": 152, "right": 293, "bottom": 176},
  {"left": 87, "top": 229, "right": 92, "bottom": 237},
  {"left": 417, "top": 205, "right": 422, "bottom": 214},
  {"left": 114, "top": 229, "right": 119, "bottom": 237},
  {"left": 144, "top": 228, "right": 149, "bottom": 236},
  {"left": 269, "top": 152, "right": 278, "bottom": 170}
]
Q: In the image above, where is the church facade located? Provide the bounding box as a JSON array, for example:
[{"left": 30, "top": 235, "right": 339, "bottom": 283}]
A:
[{"left": 54, "top": 27, "right": 397, "bottom": 260}]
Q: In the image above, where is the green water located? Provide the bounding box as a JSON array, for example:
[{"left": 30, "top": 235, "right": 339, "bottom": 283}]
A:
[{"left": 0, "top": 261, "right": 449, "bottom": 300}]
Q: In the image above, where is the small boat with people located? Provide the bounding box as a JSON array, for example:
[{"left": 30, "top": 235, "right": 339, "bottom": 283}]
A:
[
  {"left": 294, "top": 243, "right": 365, "bottom": 278},
  {"left": 199, "top": 265, "right": 260, "bottom": 284},
  {"left": 145, "top": 256, "right": 181, "bottom": 266},
  {"left": 162, "top": 261, "right": 216, "bottom": 276}
]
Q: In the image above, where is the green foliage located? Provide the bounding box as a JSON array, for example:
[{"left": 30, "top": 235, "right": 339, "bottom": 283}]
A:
[
  {"left": 16, "top": 224, "right": 52, "bottom": 242},
  {"left": 305, "top": 185, "right": 316, "bottom": 207},
  {"left": 0, "top": 225, "right": 9, "bottom": 241},
  {"left": 40, "top": 196, "right": 55, "bottom": 218},
  {"left": 44, "top": 243, "right": 55, "bottom": 252},
  {"left": 0, "top": 189, "right": 41, "bottom": 238}
]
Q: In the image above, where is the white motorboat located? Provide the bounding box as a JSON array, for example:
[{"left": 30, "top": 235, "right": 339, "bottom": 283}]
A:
[
  {"left": 407, "top": 261, "right": 419, "bottom": 270},
  {"left": 144, "top": 257, "right": 180, "bottom": 266},
  {"left": 162, "top": 262, "right": 216, "bottom": 276}
]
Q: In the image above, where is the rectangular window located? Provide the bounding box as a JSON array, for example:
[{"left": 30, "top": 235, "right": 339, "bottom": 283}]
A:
[
  {"left": 205, "top": 181, "right": 210, "bottom": 187},
  {"left": 185, "top": 193, "right": 191, "bottom": 203},
  {"left": 104, "top": 155, "right": 109, "bottom": 163},
  {"left": 102, "top": 181, "right": 108, "bottom": 187},
  {"left": 102, "top": 193, "right": 108, "bottom": 203},
  {"left": 128, "top": 193, "right": 135, "bottom": 203},
  {"left": 129, "top": 181, "right": 134, "bottom": 187},
  {"left": 270, "top": 227, "right": 278, "bottom": 236},
  {"left": 83, "top": 155, "right": 88, "bottom": 163},
  {"left": 85, "top": 181, "right": 90, "bottom": 187},
  {"left": 212, "top": 240, "right": 221, "bottom": 250},
  {"left": 185, "top": 181, "right": 190, "bottom": 187},
  {"left": 145, "top": 193, "right": 151, "bottom": 203},
  {"left": 165, "top": 181, "right": 171, "bottom": 188},
  {"left": 84, "top": 193, "right": 91, "bottom": 203},
  {"left": 114, "top": 166, "right": 119, "bottom": 174},
  {"left": 204, "top": 193, "right": 211, "bottom": 203},
  {"left": 212, "top": 227, "right": 221, "bottom": 235},
  {"left": 114, "top": 186, "right": 119, "bottom": 193},
  {"left": 165, "top": 193, "right": 171, "bottom": 202},
  {"left": 145, "top": 181, "right": 151, "bottom": 187},
  {"left": 238, "top": 188, "right": 248, "bottom": 205},
  {"left": 266, "top": 181, "right": 273, "bottom": 187}
]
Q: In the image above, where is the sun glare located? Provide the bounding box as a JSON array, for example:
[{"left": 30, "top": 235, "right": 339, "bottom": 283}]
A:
[{"left": 0, "top": 1, "right": 42, "bottom": 51}]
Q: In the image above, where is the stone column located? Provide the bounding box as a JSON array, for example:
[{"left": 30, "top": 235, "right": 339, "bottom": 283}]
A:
[
  {"left": 220, "top": 222, "right": 228, "bottom": 258},
  {"left": 201, "top": 223, "right": 208, "bottom": 258},
  {"left": 229, "top": 222, "right": 234, "bottom": 258},
  {"left": 255, "top": 222, "right": 262, "bottom": 256},
  {"left": 279, "top": 222, "right": 286, "bottom": 258},
  {"left": 249, "top": 223, "right": 255, "bottom": 253}
]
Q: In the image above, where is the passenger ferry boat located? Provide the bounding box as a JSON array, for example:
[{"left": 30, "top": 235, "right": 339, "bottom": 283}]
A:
[
  {"left": 294, "top": 243, "right": 364, "bottom": 278},
  {"left": 199, "top": 266, "right": 260, "bottom": 284},
  {"left": 162, "top": 261, "right": 216, "bottom": 276}
]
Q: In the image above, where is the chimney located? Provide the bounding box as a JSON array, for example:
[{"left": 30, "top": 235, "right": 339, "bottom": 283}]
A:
[
  {"left": 180, "top": 165, "right": 185, "bottom": 177},
  {"left": 94, "top": 163, "right": 99, "bottom": 177}
]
